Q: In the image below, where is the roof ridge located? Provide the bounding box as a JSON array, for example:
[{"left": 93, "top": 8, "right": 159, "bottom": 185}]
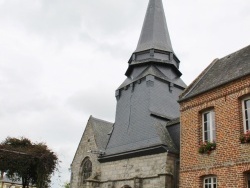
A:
[
  {"left": 220, "top": 44, "right": 250, "bottom": 60},
  {"left": 179, "top": 44, "right": 250, "bottom": 102},
  {"left": 90, "top": 116, "right": 114, "bottom": 125}
]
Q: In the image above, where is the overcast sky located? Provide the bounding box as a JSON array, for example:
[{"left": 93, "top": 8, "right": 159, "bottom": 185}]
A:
[{"left": 0, "top": 0, "right": 250, "bottom": 187}]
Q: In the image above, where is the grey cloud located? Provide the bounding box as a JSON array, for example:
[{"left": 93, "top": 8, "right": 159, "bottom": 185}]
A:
[
  {"left": 1, "top": 1, "right": 250, "bottom": 188},
  {"left": 0, "top": 0, "right": 82, "bottom": 43},
  {"left": 96, "top": 42, "right": 131, "bottom": 59},
  {"left": 66, "top": 89, "right": 116, "bottom": 122},
  {"left": 0, "top": 0, "right": 146, "bottom": 44}
]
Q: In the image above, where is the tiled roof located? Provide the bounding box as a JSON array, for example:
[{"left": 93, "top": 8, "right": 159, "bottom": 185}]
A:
[{"left": 180, "top": 45, "right": 250, "bottom": 101}]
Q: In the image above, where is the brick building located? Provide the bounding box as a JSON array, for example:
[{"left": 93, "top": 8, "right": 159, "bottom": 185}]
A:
[
  {"left": 179, "top": 45, "right": 250, "bottom": 187},
  {"left": 70, "top": 0, "right": 186, "bottom": 188}
]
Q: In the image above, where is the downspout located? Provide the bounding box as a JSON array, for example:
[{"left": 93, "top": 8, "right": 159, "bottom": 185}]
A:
[{"left": 174, "top": 159, "right": 180, "bottom": 188}]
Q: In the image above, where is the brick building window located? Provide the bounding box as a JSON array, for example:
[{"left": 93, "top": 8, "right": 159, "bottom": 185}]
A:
[
  {"left": 243, "top": 97, "right": 250, "bottom": 133},
  {"left": 203, "top": 176, "right": 217, "bottom": 188},
  {"left": 245, "top": 172, "right": 250, "bottom": 188},
  {"left": 202, "top": 110, "right": 216, "bottom": 142},
  {"left": 81, "top": 157, "right": 92, "bottom": 182}
]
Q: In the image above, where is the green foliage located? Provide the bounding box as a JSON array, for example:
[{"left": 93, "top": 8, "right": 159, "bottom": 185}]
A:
[
  {"left": 0, "top": 137, "right": 59, "bottom": 188},
  {"left": 198, "top": 141, "right": 216, "bottom": 155},
  {"left": 240, "top": 130, "right": 250, "bottom": 143},
  {"left": 62, "top": 182, "right": 70, "bottom": 188}
]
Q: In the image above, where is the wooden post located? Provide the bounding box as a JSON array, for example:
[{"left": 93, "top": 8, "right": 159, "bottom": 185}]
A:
[{"left": 1, "top": 171, "right": 4, "bottom": 188}]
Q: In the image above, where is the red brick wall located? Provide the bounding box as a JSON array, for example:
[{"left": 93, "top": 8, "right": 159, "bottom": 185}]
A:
[{"left": 179, "top": 75, "right": 250, "bottom": 188}]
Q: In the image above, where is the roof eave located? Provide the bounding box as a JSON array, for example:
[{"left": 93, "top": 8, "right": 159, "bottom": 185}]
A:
[
  {"left": 179, "top": 73, "right": 250, "bottom": 103},
  {"left": 98, "top": 145, "right": 179, "bottom": 163},
  {"left": 125, "top": 60, "right": 182, "bottom": 77}
]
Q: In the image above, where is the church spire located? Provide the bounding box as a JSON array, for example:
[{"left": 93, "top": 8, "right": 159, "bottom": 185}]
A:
[
  {"left": 135, "top": 0, "right": 173, "bottom": 53},
  {"left": 126, "top": 0, "right": 180, "bottom": 77},
  {"left": 125, "top": 0, "right": 181, "bottom": 77},
  {"left": 103, "top": 0, "right": 186, "bottom": 161}
]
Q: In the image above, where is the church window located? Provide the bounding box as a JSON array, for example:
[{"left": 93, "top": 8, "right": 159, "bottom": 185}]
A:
[
  {"left": 202, "top": 110, "right": 216, "bottom": 142},
  {"left": 81, "top": 157, "right": 92, "bottom": 181},
  {"left": 242, "top": 97, "right": 250, "bottom": 133},
  {"left": 121, "top": 185, "right": 132, "bottom": 188},
  {"left": 203, "top": 176, "right": 217, "bottom": 188}
]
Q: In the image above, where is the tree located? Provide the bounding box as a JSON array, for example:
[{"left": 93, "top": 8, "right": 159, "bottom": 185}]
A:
[
  {"left": 0, "top": 137, "right": 59, "bottom": 188},
  {"left": 62, "top": 182, "right": 70, "bottom": 188}
]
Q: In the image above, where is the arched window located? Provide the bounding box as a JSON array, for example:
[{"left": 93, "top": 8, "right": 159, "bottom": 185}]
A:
[{"left": 81, "top": 157, "right": 92, "bottom": 181}]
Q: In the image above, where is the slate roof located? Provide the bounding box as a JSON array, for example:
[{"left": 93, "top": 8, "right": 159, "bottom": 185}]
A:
[
  {"left": 104, "top": 119, "right": 179, "bottom": 158},
  {"left": 73, "top": 0, "right": 183, "bottom": 161},
  {"left": 155, "top": 123, "right": 179, "bottom": 153},
  {"left": 89, "top": 116, "right": 113, "bottom": 151},
  {"left": 119, "top": 65, "right": 186, "bottom": 90},
  {"left": 72, "top": 116, "right": 113, "bottom": 163},
  {"left": 101, "top": 0, "right": 184, "bottom": 159},
  {"left": 135, "top": 0, "right": 173, "bottom": 53},
  {"left": 180, "top": 45, "right": 250, "bottom": 101},
  {"left": 166, "top": 118, "right": 180, "bottom": 150}
]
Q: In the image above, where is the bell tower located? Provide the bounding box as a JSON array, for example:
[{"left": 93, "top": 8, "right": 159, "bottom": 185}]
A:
[{"left": 102, "top": 0, "right": 186, "bottom": 161}]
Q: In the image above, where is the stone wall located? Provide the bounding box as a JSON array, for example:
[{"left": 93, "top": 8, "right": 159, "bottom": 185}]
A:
[
  {"left": 179, "top": 74, "right": 250, "bottom": 187},
  {"left": 71, "top": 119, "right": 101, "bottom": 188},
  {"left": 99, "top": 153, "right": 176, "bottom": 188},
  {"left": 71, "top": 117, "right": 179, "bottom": 188},
  {"left": 71, "top": 129, "right": 178, "bottom": 188}
]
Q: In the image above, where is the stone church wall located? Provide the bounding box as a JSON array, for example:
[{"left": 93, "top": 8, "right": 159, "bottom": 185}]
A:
[
  {"left": 71, "top": 121, "right": 101, "bottom": 188},
  {"left": 99, "top": 153, "right": 176, "bottom": 188}
]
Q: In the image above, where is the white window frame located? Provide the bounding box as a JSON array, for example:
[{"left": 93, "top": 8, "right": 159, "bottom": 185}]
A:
[
  {"left": 203, "top": 176, "right": 217, "bottom": 188},
  {"left": 242, "top": 97, "right": 250, "bottom": 133},
  {"left": 202, "top": 110, "right": 216, "bottom": 142}
]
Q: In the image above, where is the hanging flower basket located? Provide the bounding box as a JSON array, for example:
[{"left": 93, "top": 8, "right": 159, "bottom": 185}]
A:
[
  {"left": 198, "top": 141, "right": 216, "bottom": 155},
  {"left": 239, "top": 130, "right": 250, "bottom": 143}
]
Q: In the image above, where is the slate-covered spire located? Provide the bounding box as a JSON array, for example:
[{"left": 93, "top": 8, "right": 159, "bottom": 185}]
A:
[
  {"left": 127, "top": 0, "right": 180, "bottom": 76},
  {"left": 101, "top": 0, "right": 186, "bottom": 162},
  {"left": 135, "top": 0, "right": 173, "bottom": 53}
]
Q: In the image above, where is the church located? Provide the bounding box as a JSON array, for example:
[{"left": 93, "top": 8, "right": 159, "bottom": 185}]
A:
[{"left": 70, "top": 0, "right": 186, "bottom": 187}]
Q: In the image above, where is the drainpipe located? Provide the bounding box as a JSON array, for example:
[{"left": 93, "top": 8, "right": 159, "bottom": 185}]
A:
[{"left": 174, "top": 159, "right": 180, "bottom": 188}]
